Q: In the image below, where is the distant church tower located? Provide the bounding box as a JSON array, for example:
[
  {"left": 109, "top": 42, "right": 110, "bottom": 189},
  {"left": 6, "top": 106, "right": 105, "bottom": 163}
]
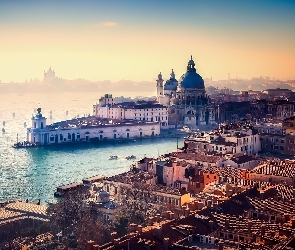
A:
[
  {"left": 43, "top": 67, "right": 56, "bottom": 81},
  {"left": 156, "top": 72, "right": 163, "bottom": 96}
]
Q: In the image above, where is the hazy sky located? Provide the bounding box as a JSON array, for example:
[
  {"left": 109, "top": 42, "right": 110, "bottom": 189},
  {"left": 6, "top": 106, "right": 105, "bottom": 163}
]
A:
[{"left": 0, "top": 0, "right": 295, "bottom": 82}]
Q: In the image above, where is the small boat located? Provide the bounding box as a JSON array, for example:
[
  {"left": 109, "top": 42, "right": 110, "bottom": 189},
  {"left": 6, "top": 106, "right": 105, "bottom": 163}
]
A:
[
  {"left": 12, "top": 113, "right": 15, "bottom": 117},
  {"left": 109, "top": 155, "right": 118, "bottom": 160},
  {"left": 2, "top": 121, "right": 5, "bottom": 126},
  {"left": 66, "top": 111, "right": 68, "bottom": 115},
  {"left": 125, "top": 155, "right": 136, "bottom": 160},
  {"left": 2, "top": 128, "right": 5, "bottom": 133},
  {"left": 24, "top": 122, "right": 27, "bottom": 127},
  {"left": 12, "top": 141, "right": 37, "bottom": 148}
]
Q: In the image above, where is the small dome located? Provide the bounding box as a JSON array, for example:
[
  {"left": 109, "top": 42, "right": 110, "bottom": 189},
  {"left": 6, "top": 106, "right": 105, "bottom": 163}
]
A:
[
  {"left": 164, "top": 79, "right": 178, "bottom": 91},
  {"left": 99, "top": 190, "right": 110, "bottom": 198},
  {"left": 179, "top": 72, "right": 204, "bottom": 89}
]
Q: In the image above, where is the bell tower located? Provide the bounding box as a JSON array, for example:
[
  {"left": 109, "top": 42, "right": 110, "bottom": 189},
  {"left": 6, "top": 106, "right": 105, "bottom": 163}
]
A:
[
  {"left": 31, "top": 105, "right": 47, "bottom": 130},
  {"left": 156, "top": 72, "right": 163, "bottom": 96}
]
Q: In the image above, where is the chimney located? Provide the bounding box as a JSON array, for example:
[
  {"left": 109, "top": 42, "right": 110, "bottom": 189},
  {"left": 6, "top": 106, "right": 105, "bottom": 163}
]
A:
[
  {"left": 87, "top": 240, "right": 94, "bottom": 250},
  {"left": 182, "top": 205, "right": 186, "bottom": 216},
  {"left": 163, "top": 238, "right": 169, "bottom": 250},
  {"left": 137, "top": 225, "right": 143, "bottom": 234},
  {"left": 148, "top": 216, "right": 154, "bottom": 225},
  {"left": 156, "top": 213, "right": 161, "bottom": 222},
  {"left": 169, "top": 212, "right": 175, "bottom": 220},
  {"left": 225, "top": 218, "right": 230, "bottom": 228},
  {"left": 261, "top": 224, "right": 266, "bottom": 235},
  {"left": 155, "top": 226, "right": 162, "bottom": 239},
  {"left": 185, "top": 207, "right": 190, "bottom": 217},
  {"left": 130, "top": 223, "right": 137, "bottom": 233},
  {"left": 248, "top": 220, "right": 252, "bottom": 233},
  {"left": 218, "top": 241, "right": 224, "bottom": 250},
  {"left": 113, "top": 238, "right": 120, "bottom": 248},
  {"left": 209, "top": 220, "right": 214, "bottom": 231},
  {"left": 111, "top": 232, "right": 118, "bottom": 242}
]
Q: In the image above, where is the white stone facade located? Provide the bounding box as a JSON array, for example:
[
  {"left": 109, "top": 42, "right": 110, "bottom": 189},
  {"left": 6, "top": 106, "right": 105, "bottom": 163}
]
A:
[
  {"left": 27, "top": 108, "right": 160, "bottom": 145},
  {"left": 93, "top": 102, "right": 169, "bottom": 129}
]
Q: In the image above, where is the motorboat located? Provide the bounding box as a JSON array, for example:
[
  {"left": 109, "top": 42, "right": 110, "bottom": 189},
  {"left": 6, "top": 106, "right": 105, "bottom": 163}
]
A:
[
  {"left": 125, "top": 155, "right": 136, "bottom": 160},
  {"left": 2, "top": 128, "right": 5, "bottom": 133},
  {"left": 108, "top": 155, "right": 118, "bottom": 160}
]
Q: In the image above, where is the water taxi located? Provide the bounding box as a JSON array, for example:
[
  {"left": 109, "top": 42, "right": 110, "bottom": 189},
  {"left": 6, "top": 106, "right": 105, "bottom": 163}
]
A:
[
  {"left": 108, "top": 155, "right": 118, "bottom": 160},
  {"left": 125, "top": 155, "right": 136, "bottom": 160}
]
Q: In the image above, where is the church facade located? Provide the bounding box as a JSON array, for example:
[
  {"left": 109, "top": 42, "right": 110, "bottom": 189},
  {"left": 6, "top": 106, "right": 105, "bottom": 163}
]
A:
[{"left": 157, "top": 56, "right": 216, "bottom": 128}]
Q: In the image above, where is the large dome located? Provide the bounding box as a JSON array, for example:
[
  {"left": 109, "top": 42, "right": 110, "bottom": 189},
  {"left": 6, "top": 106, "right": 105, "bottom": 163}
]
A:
[
  {"left": 179, "top": 56, "right": 205, "bottom": 89},
  {"left": 179, "top": 72, "right": 204, "bottom": 89}
]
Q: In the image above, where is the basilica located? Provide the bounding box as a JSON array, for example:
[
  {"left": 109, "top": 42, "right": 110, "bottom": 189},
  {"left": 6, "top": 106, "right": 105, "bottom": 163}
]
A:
[{"left": 157, "top": 56, "right": 216, "bottom": 128}]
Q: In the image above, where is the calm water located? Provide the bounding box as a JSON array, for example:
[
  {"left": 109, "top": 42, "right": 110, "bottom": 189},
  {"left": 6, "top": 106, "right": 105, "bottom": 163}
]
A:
[{"left": 0, "top": 92, "right": 179, "bottom": 204}]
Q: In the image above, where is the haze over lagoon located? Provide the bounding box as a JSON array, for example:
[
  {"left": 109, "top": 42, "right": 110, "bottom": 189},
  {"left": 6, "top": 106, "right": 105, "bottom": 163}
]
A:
[{"left": 0, "top": 92, "right": 181, "bottom": 204}]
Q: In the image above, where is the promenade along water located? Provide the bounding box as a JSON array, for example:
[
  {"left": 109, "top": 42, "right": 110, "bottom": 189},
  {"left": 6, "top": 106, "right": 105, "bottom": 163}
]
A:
[{"left": 0, "top": 92, "right": 181, "bottom": 204}]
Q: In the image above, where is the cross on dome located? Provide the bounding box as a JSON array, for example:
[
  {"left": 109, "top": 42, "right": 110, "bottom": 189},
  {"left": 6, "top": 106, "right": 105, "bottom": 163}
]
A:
[
  {"left": 170, "top": 69, "right": 175, "bottom": 79},
  {"left": 188, "top": 55, "right": 195, "bottom": 66}
]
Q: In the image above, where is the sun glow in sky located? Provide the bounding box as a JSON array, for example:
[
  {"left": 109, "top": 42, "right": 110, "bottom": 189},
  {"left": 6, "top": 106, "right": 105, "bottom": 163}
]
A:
[{"left": 0, "top": 0, "right": 295, "bottom": 82}]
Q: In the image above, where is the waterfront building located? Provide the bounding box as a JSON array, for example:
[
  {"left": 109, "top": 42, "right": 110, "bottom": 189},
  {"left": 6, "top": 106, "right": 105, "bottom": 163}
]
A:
[
  {"left": 93, "top": 100, "right": 169, "bottom": 129},
  {"left": 157, "top": 56, "right": 216, "bottom": 128},
  {"left": 27, "top": 106, "right": 160, "bottom": 145}
]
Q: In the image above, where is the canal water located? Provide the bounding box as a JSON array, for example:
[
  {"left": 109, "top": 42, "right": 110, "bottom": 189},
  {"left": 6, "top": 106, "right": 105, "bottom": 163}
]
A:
[{"left": 0, "top": 92, "right": 180, "bottom": 204}]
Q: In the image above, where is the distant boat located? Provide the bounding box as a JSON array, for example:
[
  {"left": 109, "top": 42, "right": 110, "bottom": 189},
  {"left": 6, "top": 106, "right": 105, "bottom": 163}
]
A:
[
  {"left": 109, "top": 155, "right": 118, "bottom": 160},
  {"left": 24, "top": 122, "right": 27, "bottom": 127},
  {"left": 50, "top": 110, "right": 52, "bottom": 114},
  {"left": 125, "top": 155, "right": 136, "bottom": 160},
  {"left": 12, "top": 113, "right": 15, "bottom": 117},
  {"left": 2, "top": 121, "right": 5, "bottom": 126},
  {"left": 50, "top": 115, "right": 52, "bottom": 119},
  {"left": 2, "top": 128, "right": 5, "bottom": 133},
  {"left": 66, "top": 111, "right": 68, "bottom": 115}
]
